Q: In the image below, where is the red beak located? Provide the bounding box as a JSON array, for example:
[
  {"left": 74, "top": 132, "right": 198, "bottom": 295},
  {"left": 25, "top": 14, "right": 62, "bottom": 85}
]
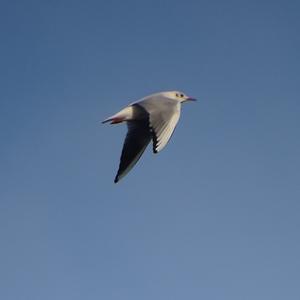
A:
[{"left": 186, "top": 97, "right": 197, "bottom": 102}]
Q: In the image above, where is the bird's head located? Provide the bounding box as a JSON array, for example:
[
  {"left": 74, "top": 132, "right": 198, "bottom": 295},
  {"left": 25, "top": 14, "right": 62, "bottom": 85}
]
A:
[{"left": 163, "top": 91, "right": 197, "bottom": 103}]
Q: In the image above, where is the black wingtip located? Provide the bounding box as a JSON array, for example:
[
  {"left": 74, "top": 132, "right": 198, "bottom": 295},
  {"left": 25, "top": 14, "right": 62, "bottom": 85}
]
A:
[
  {"left": 114, "top": 172, "right": 120, "bottom": 183},
  {"left": 150, "top": 127, "right": 159, "bottom": 154}
]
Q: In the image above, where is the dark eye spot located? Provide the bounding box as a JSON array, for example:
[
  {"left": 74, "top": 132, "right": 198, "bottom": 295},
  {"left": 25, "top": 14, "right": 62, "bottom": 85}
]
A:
[{"left": 180, "top": 94, "right": 184, "bottom": 97}]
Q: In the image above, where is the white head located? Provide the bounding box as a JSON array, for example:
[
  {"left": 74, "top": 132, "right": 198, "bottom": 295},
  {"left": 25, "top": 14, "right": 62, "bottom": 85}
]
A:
[{"left": 161, "top": 91, "right": 197, "bottom": 103}]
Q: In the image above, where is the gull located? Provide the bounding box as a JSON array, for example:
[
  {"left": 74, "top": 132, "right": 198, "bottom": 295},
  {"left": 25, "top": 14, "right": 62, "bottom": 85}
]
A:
[{"left": 102, "top": 91, "right": 196, "bottom": 183}]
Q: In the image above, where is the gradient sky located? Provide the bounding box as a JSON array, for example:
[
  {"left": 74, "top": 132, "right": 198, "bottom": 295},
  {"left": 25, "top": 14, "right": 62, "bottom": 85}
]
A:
[{"left": 1, "top": 0, "right": 300, "bottom": 299}]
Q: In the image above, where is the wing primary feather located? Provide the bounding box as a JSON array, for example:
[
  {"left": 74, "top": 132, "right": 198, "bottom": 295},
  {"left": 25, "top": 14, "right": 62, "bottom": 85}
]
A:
[
  {"left": 114, "top": 119, "right": 151, "bottom": 183},
  {"left": 150, "top": 110, "right": 181, "bottom": 153}
]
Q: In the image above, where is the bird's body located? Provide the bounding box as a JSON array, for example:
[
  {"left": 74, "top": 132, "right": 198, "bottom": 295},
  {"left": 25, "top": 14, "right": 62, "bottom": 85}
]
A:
[{"left": 103, "top": 91, "right": 196, "bottom": 183}]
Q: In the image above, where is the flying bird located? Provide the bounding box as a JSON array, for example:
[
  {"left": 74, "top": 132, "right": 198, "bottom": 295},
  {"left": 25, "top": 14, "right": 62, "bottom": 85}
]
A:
[{"left": 102, "top": 91, "right": 196, "bottom": 183}]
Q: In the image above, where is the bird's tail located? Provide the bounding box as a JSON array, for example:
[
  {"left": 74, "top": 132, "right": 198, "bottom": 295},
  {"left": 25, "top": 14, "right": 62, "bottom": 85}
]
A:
[
  {"left": 102, "top": 115, "right": 125, "bottom": 124},
  {"left": 102, "top": 106, "right": 134, "bottom": 124},
  {"left": 102, "top": 116, "right": 114, "bottom": 124}
]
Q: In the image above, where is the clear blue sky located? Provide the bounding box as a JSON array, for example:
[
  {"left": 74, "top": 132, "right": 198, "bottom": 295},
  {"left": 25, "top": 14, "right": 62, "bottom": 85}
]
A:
[{"left": 1, "top": 0, "right": 300, "bottom": 299}]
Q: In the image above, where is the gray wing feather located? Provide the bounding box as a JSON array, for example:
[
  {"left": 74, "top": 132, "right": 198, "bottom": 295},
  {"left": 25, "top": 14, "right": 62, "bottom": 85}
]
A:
[{"left": 138, "top": 97, "right": 181, "bottom": 153}]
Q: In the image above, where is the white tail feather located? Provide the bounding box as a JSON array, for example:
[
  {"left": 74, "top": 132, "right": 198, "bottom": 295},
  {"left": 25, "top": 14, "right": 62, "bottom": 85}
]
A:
[{"left": 102, "top": 106, "right": 134, "bottom": 124}]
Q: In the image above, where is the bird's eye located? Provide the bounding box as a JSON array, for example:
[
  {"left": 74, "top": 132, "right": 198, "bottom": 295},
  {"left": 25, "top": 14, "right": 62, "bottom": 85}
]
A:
[{"left": 180, "top": 94, "right": 184, "bottom": 97}]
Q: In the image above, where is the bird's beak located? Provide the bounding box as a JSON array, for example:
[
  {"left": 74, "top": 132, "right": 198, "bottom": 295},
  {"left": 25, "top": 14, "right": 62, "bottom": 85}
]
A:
[{"left": 186, "top": 97, "right": 197, "bottom": 102}]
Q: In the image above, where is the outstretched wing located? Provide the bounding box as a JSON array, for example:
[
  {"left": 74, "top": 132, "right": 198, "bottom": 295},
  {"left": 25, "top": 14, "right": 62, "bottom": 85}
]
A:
[
  {"left": 114, "top": 120, "right": 151, "bottom": 183},
  {"left": 149, "top": 106, "right": 181, "bottom": 153},
  {"left": 136, "top": 97, "right": 181, "bottom": 154}
]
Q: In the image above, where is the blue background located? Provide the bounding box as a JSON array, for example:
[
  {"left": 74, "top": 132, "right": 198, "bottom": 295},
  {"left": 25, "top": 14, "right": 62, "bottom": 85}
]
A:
[{"left": 1, "top": 0, "right": 300, "bottom": 299}]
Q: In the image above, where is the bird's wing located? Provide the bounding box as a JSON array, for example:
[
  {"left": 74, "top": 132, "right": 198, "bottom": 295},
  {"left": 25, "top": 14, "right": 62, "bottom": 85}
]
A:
[
  {"left": 114, "top": 120, "right": 151, "bottom": 183},
  {"left": 148, "top": 104, "right": 181, "bottom": 153}
]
